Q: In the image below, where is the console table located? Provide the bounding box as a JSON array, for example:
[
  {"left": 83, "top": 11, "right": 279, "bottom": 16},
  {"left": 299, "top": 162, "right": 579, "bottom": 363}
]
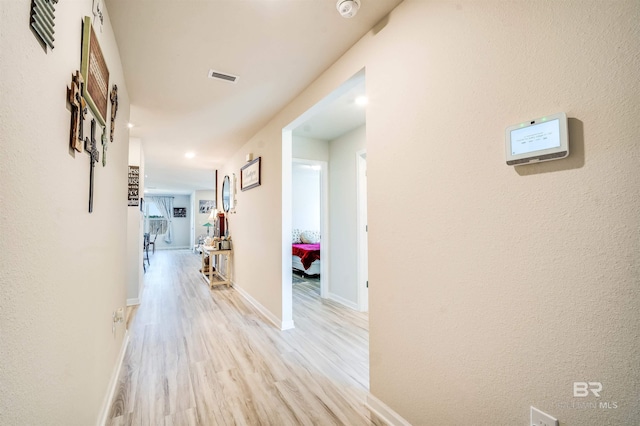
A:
[{"left": 200, "top": 246, "right": 233, "bottom": 289}]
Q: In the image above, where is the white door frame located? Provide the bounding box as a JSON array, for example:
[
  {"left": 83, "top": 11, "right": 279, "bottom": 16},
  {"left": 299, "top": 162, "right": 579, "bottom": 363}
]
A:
[
  {"left": 356, "top": 149, "right": 368, "bottom": 312},
  {"left": 280, "top": 130, "right": 295, "bottom": 330}
]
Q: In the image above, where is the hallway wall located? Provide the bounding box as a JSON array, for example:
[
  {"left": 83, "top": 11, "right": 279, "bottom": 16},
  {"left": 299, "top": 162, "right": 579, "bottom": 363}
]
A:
[
  {"left": 0, "top": 1, "right": 131, "bottom": 424},
  {"left": 221, "top": 1, "right": 640, "bottom": 424}
]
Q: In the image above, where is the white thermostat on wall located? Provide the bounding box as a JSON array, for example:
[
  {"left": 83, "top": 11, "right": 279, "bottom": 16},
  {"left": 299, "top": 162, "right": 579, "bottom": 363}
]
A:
[{"left": 505, "top": 112, "right": 569, "bottom": 165}]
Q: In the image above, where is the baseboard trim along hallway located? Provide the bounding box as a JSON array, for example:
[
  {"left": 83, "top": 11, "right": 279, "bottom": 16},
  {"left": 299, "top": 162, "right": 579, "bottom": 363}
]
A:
[
  {"left": 366, "top": 394, "right": 412, "bottom": 426},
  {"left": 97, "top": 331, "right": 129, "bottom": 426},
  {"left": 232, "top": 281, "right": 295, "bottom": 330}
]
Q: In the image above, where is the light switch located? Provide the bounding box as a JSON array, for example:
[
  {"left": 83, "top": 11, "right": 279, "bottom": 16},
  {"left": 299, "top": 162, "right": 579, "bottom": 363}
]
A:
[{"left": 531, "top": 406, "right": 558, "bottom": 426}]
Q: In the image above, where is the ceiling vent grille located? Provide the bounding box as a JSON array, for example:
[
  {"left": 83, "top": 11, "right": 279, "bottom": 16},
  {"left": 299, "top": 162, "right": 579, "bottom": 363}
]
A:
[{"left": 208, "top": 69, "right": 239, "bottom": 83}]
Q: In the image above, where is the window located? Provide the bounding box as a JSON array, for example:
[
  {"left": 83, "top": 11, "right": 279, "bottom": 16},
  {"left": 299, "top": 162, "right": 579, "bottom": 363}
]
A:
[{"left": 146, "top": 202, "right": 168, "bottom": 235}]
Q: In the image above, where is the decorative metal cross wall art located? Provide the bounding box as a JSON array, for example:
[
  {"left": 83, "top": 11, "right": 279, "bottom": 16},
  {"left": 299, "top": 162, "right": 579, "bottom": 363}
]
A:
[
  {"left": 86, "top": 119, "right": 101, "bottom": 213},
  {"left": 30, "top": 0, "right": 58, "bottom": 51},
  {"left": 68, "top": 71, "right": 87, "bottom": 152},
  {"left": 101, "top": 127, "right": 108, "bottom": 167},
  {"left": 110, "top": 84, "right": 118, "bottom": 142}
]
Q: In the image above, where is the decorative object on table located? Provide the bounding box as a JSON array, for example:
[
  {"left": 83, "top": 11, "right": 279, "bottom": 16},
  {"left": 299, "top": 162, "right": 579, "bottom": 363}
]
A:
[
  {"left": 199, "top": 200, "right": 215, "bottom": 214},
  {"left": 206, "top": 208, "right": 217, "bottom": 233},
  {"left": 68, "top": 71, "right": 87, "bottom": 152},
  {"left": 87, "top": 119, "right": 100, "bottom": 213},
  {"left": 203, "top": 222, "right": 214, "bottom": 236},
  {"left": 173, "top": 207, "right": 186, "bottom": 218},
  {"left": 240, "top": 156, "right": 261, "bottom": 191},
  {"left": 109, "top": 84, "right": 118, "bottom": 142},
  {"left": 30, "top": 0, "right": 58, "bottom": 51},
  {"left": 81, "top": 16, "right": 109, "bottom": 126},
  {"left": 221, "top": 236, "right": 232, "bottom": 250},
  {"left": 101, "top": 126, "right": 107, "bottom": 167},
  {"left": 220, "top": 212, "right": 229, "bottom": 237},
  {"left": 127, "top": 165, "right": 140, "bottom": 206}
]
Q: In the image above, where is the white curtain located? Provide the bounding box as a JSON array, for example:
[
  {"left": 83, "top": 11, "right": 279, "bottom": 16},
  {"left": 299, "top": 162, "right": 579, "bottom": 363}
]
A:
[{"left": 150, "top": 196, "right": 174, "bottom": 244}]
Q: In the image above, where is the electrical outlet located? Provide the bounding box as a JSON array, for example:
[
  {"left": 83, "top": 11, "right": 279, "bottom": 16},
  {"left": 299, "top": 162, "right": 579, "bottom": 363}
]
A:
[
  {"left": 112, "top": 307, "right": 125, "bottom": 335},
  {"left": 115, "top": 307, "right": 124, "bottom": 322},
  {"left": 531, "top": 406, "right": 558, "bottom": 426}
]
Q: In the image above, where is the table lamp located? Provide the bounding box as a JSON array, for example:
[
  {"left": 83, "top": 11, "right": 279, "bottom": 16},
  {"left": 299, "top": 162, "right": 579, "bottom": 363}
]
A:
[{"left": 203, "top": 222, "right": 214, "bottom": 235}]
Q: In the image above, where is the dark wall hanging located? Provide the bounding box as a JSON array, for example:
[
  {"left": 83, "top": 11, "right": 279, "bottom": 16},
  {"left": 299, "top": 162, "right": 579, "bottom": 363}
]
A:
[
  {"left": 128, "top": 166, "right": 140, "bottom": 207},
  {"left": 81, "top": 16, "right": 109, "bottom": 126},
  {"left": 110, "top": 84, "right": 118, "bottom": 142},
  {"left": 30, "top": 0, "right": 58, "bottom": 51},
  {"left": 101, "top": 127, "right": 107, "bottom": 167},
  {"left": 173, "top": 208, "right": 187, "bottom": 218},
  {"left": 68, "top": 71, "right": 87, "bottom": 152},
  {"left": 87, "top": 119, "right": 100, "bottom": 213}
]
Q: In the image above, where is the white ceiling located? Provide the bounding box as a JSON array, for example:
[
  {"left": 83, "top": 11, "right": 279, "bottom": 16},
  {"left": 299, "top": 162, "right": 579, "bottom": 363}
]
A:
[{"left": 105, "top": 0, "right": 402, "bottom": 193}]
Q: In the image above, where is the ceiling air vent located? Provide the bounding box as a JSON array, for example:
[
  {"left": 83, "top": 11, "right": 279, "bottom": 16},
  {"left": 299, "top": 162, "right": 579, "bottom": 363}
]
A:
[{"left": 208, "top": 69, "right": 239, "bottom": 84}]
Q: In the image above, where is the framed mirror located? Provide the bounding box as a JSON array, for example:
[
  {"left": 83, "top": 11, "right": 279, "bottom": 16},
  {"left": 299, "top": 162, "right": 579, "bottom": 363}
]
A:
[{"left": 222, "top": 175, "right": 231, "bottom": 212}]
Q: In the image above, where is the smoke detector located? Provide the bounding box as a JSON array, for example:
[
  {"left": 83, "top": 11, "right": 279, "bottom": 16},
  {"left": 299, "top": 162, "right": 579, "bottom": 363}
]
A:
[{"left": 336, "top": 0, "right": 360, "bottom": 18}]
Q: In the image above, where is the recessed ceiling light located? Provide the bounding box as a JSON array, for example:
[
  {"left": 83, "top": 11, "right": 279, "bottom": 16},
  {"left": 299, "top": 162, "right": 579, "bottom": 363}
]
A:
[
  {"left": 127, "top": 123, "right": 135, "bottom": 128},
  {"left": 355, "top": 96, "right": 368, "bottom": 106},
  {"left": 185, "top": 152, "right": 195, "bottom": 159}
]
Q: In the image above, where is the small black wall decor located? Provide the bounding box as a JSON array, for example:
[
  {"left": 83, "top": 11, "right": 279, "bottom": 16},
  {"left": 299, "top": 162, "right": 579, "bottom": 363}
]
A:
[
  {"left": 128, "top": 165, "right": 140, "bottom": 207},
  {"left": 173, "top": 207, "right": 187, "bottom": 218},
  {"left": 30, "top": 0, "right": 58, "bottom": 51}
]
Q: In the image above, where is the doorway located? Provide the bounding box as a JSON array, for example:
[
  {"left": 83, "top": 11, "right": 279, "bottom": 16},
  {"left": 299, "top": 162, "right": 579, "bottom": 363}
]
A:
[
  {"left": 291, "top": 158, "right": 329, "bottom": 298},
  {"left": 281, "top": 68, "right": 368, "bottom": 326}
]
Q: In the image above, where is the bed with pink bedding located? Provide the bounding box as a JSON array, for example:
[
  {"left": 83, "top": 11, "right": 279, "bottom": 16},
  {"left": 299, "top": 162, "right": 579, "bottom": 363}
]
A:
[{"left": 292, "top": 243, "right": 320, "bottom": 276}]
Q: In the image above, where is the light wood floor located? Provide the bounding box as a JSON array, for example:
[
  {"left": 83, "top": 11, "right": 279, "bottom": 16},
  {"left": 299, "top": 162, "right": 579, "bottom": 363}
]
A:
[{"left": 107, "top": 250, "right": 382, "bottom": 426}]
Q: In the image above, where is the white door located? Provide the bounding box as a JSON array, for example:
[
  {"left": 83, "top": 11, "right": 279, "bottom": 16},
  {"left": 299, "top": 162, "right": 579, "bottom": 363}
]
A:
[{"left": 356, "top": 150, "right": 368, "bottom": 311}]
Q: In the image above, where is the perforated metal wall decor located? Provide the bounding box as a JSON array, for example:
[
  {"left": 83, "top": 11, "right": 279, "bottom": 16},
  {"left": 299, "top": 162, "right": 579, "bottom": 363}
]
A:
[{"left": 30, "top": 0, "right": 58, "bottom": 50}]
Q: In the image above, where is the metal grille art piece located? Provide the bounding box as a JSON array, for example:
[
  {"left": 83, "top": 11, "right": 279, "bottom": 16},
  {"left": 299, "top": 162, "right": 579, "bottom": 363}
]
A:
[{"left": 30, "top": 0, "right": 58, "bottom": 50}]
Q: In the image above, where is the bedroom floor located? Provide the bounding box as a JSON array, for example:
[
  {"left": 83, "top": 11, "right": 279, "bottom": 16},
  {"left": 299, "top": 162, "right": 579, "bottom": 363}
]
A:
[
  {"left": 107, "top": 250, "right": 379, "bottom": 425},
  {"left": 292, "top": 270, "right": 320, "bottom": 295}
]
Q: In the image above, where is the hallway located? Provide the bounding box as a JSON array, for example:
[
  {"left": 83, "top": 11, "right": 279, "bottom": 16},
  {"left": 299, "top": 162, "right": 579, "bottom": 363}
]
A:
[{"left": 107, "top": 250, "right": 380, "bottom": 425}]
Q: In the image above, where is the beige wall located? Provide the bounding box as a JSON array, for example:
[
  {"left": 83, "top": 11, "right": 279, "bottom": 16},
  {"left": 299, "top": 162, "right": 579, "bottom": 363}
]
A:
[
  {"left": 0, "top": 1, "right": 130, "bottom": 424},
  {"left": 292, "top": 135, "right": 330, "bottom": 162},
  {"left": 223, "top": 0, "right": 639, "bottom": 424}
]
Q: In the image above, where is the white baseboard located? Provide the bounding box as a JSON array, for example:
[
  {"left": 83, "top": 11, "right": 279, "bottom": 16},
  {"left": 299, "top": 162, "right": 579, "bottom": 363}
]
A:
[
  {"left": 280, "top": 319, "right": 295, "bottom": 330},
  {"left": 366, "top": 394, "right": 412, "bottom": 426},
  {"left": 232, "top": 281, "right": 295, "bottom": 331},
  {"left": 328, "top": 292, "right": 359, "bottom": 311},
  {"left": 126, "top": 298, "right": 139, "bottom": 306},
  {"left": 97, "top": 331, "right": 130, "bottom": 426}
]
